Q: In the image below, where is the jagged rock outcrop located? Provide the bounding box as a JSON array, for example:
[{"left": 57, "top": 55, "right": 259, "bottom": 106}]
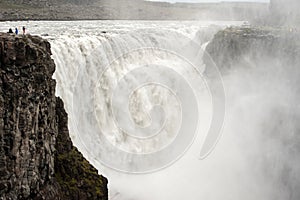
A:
[{"left": 0, "top": 33, "right": 108, "bottom": 200}]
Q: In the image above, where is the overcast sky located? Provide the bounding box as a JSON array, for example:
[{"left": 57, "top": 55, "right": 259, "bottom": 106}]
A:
[{"left": 149, "top": 0, "right": 270, "bottom": 3}]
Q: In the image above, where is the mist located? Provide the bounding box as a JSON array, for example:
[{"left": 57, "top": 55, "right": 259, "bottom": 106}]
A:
[
  {"left": 269, "top": 0, "right": 300, "bottom": 25},
  {"left": 1, "top": 0, "right": 299, "bottom": 199},
  {"left": 221, "top": 50, "right": 300, "bottom": 200},
  {"left": 93, "top": 24, "right": 299, "bottom": 199},
  {"left": 39, "top": 1, "right": 300, "bottom": 199},
  {"left": 39, "top": 1, "right": 300, "bottom": 198}
]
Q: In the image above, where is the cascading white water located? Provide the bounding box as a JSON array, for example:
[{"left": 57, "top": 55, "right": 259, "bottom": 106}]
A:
[
  {"left": 4, "top": 20, "right": 298, "bottom": 200},
  {"left": 47, "top": 21, "right": 232, "bottom": 199},
  {"left": 52, "top": 27, "right": 212, "bottom": 172}
]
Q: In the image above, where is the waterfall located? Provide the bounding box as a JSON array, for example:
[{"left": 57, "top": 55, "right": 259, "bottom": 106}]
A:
[
  {"left": 1, "top": 20, "right": 298, "bottom": 200},
  {"left": 51, "top": 26, "right": 220, "bottom": 172},
  {"left": 41, "top": 20, "right": 252, "bottom": 200},
  {"left": 49, "top": 21, "right": 230, "bottom": 199}
]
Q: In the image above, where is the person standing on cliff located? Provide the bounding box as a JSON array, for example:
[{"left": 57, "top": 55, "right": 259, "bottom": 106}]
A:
[
  {"left": 15, "top": 28, "right": 18, "bottom": 35},
  {"left": 22, "top": 26, "right": 26, "bottom": 35},
  {"left": 8, "top": 28, "right": 13, "bottom": 33}
]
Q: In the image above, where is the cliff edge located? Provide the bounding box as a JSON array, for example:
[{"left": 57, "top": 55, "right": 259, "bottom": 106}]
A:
[{"left": 0, "top": 33, "right": 108, "bottom": 200}]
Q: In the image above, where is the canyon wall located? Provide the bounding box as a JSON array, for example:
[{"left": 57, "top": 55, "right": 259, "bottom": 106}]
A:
[{"left": 0, "top": 33, "right": 108, "bottom": 200}]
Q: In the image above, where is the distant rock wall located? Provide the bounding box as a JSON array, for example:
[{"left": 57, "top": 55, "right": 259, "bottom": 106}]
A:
[
  {"left": 206, "top": 27, "right": 300, "bottom": 72},
  {"left": 0, "top": 33, "right": 108, "bottom": 200}
]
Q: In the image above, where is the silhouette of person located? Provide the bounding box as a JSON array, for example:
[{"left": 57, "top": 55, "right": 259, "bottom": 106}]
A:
[{"left": 15, "top": 28, "right": 18, "bottom": 35}]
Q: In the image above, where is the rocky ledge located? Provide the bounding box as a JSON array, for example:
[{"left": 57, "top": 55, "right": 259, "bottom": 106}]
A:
[{"left": 0, "top": 33, "right": 108, "bottom": 200}]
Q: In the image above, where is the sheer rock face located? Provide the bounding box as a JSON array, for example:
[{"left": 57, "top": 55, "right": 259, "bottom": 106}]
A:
[{"left": 0, "top": 33, "right": 108, "bottom": 200}]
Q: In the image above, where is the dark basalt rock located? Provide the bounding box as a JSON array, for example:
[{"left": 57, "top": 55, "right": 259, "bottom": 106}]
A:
[{"left": 0, "top": 33, "right": 108, "bottom": 200}]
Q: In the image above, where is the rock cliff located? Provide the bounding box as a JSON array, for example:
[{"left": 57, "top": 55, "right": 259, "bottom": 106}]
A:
[{"left": 0, "top": 33, "right": 108, "bottom": 200}]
